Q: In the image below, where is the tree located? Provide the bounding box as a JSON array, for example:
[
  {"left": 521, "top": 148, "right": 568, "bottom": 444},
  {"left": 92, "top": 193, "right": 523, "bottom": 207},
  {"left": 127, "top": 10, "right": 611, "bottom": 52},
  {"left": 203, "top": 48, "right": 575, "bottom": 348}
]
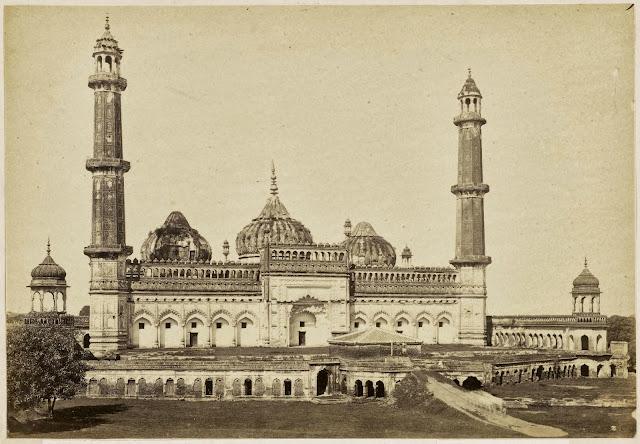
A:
[
  {"left": 608, "top": 315, "right": 635, "bottom": 371},
  {"left": 7, "top": 324, "right": 88, "bottom": 417},
  {"left": 79, "top": 305, "right": 90, "bottom": 316},
  {"left": 393, "top": 372, "right": 433, "bottom": 409}
]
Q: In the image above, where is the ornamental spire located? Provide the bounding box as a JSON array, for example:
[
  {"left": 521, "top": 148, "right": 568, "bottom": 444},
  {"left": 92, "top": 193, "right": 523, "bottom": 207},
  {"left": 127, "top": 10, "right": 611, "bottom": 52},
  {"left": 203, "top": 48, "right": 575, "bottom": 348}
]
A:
[
  {"left": 105, "top": 14, "right": 110, "bottom": 30},
  {"left": 270, "top": 161, "right": 279, "bottom": 196},
  {"left": 46, "top": 237, "right": 51, "bottom": 256},
  {"left": 584, "top": 256, "right": 588, "bottom": 269}
]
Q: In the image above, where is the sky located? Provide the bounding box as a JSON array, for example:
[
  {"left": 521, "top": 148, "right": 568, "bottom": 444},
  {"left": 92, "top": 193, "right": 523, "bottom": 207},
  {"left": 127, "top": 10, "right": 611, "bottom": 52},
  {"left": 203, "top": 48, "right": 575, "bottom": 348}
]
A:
[{"left": 4, "top": 5, "right": 635, "bottom": 317}]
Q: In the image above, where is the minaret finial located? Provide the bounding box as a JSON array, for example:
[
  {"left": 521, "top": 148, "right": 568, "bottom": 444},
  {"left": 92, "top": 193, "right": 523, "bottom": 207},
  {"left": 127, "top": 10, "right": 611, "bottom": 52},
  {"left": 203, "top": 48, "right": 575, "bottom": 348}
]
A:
[
  {"left": 105, "top": 13, "right": 110, "bottom": 30},
  {"left": 46, "top": 238, "right": 51, "bottom": 256},
  {"left": 584, "top": 256, "right": 588, "bottom": 268},
  {"left": 270, "top": 161, "right": 278, "bottom": 196},
  {"left": 467, "top": 67, "right": 472, "bottom": 78}
]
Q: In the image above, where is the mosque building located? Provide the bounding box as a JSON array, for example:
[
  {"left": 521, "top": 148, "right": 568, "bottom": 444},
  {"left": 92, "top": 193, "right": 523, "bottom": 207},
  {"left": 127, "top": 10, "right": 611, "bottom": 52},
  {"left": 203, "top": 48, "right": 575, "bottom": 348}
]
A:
[{"left": 23, "top": 19, "right": 628, "bottom": 388}]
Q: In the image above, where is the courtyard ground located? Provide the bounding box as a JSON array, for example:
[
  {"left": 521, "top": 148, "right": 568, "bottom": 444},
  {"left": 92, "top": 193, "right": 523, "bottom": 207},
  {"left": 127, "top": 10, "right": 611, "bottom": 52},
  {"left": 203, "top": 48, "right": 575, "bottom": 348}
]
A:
[
  {"left": 485, "top": 375, "right": 636, "bottom": 403},
  {"left": 8, "top": 398, "right": 520, "bottom": 439}
]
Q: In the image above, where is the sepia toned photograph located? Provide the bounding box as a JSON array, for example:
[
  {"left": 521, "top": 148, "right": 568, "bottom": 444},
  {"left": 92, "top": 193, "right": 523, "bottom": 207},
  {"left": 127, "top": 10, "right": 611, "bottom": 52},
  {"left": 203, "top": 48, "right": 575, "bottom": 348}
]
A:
[{"left": 3, "top": 4, "right": 636, "bottom": 440}]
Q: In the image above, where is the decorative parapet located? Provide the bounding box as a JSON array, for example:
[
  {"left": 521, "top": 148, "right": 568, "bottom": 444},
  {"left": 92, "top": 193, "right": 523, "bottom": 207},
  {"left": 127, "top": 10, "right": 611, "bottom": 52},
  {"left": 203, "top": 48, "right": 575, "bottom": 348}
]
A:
[
  {"left": 491, "top": 314, "right": 608, "bottom": 328},
  {"left": 87, "top": 359, "right": 310, "bottom": 372},
  {"left": 125, "top": 259, "right": 261, "bottom": 293},
  {"left": 261, "top": 244, "right": 349, "bottom": 275},
  {"left": 351, "top": 266, "right": 460, "bottom": 296}
]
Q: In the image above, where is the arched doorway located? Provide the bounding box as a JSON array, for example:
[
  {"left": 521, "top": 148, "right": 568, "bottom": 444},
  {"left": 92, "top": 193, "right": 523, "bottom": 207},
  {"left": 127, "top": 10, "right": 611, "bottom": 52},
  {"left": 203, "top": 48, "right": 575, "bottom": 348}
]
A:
[
  {"left": 284, "top": 379, "right": 292, "bottom": 396},
  {"left": 375, "top": 381, "right": 385, "bottom": 398},
  {"left": 160, "top": 317, "right": 180, "bottom": 348},
  {"left": 610, "top": 364, "right": 617, "bottom": 377},
  {"left": 126, "top": 379, "right": 136, "bottom": 396},
  {"left": 186, "top": 318, "right": 205, "bottom": 347},
  {"left": 580, "top": 364, "right": 590, "bottom": 377},
  {"left": 316, "top": 369, "right": 330, "bottom": 396},
  {"left": 436, "top": 317, "right": 453, "bottom": 344},
  {"left": 165, "top": 379, "right": 175, "bottom": 397},
  {"left": 244, "top": 378, "right": 252, "bottom": 395},
  {"left": 365, "top": 380, "right": 374, "bottom": 397},
  {"left": 462, "top": 376, "right": 482, "bottom": 390},
  {"left": 290, "top": 311, "right": 317, "bottom": 346},
  {"left": 205, "top": 378, "right": 213, "bottom": 396},
  {"left": 212, "top": 317, "right": 233, "bottom": 347},
  {"left": 237, "top": 317, "right": 257, "bottom": 347},
  {"left": 354, "top": 380, "right": 363, "bottom": 396},
  {"left": 581, "top": 335, "right": 590, "bottom": 351},
  {"left": 132, "top": 318, "right": 154, "bottom": 348},
  {"left": 83, "top": 333, "right": 91, "bottom": 349}
]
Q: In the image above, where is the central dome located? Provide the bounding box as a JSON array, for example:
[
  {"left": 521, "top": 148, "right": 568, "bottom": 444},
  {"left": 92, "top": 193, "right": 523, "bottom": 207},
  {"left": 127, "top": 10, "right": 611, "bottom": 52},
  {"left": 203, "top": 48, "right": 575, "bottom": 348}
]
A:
[
  {"left": 236, "top": 165, "right": 313, "bottom": 258},
  {"left": 343, "top": 221, "right": 396, "bottom": 266},
  {"left": 141, "top": 211, "right": 212, "bottom": 262}
]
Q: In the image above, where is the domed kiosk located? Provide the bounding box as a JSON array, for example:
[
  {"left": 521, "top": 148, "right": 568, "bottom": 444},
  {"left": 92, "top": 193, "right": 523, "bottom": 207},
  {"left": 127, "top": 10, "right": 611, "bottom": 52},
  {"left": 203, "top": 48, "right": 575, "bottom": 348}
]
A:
[
  {"left": 572, "top": 258, "right": 601, "bottom": 313},
  {"left": 343, "top": 221, "right": 396, "bottom": 266},
  {"left": 236, "top": 165, "right": 313, "bottom": 262},
  {"left": 141, "top": 211, "right": 212, "bottom": 262},
  {"left": 29, "top": 240, "right": 68, "bottom": 313}
]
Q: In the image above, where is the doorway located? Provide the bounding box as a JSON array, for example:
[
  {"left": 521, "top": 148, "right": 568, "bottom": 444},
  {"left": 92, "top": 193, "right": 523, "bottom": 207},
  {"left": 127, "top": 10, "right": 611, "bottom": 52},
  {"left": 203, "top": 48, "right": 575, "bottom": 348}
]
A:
[
  {"left": 205, "top": 378, "right": 213, "bottom": 396},
  {"left": 317, "top": 369, "right": 330, "bottom": 395},
  {"left": 298, "top": 331, "right": 306, "bottom": 346},
  {"left": 284, "top": 379, "right": 292, "bottom": 396},
  {"left": 189, "top": 333, "right": 198, "bottom": 347}
]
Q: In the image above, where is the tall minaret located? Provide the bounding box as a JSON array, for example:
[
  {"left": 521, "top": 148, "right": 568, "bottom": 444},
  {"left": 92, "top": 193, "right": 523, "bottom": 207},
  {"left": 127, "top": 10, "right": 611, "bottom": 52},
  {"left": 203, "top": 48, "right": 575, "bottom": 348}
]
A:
[
  {"left": 450, "top": 70, "right": 490, "bottom": 345},
  {"left": 83, "top": 17, "right": 132, "bottom": 357}
]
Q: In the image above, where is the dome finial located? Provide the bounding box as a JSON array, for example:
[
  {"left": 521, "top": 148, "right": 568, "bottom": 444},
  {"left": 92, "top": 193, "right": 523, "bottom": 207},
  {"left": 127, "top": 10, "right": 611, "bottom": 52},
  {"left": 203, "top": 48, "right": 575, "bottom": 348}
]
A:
[
  {"left": 270, "top": 161, "right": 278, "bottom": 196},
  {"left": 105, "top": 13, "right": 110, "bottom": 30},
  {"left": 46, "top": 237, "right": 51, "bottom": 256},
  {"left": 584, "top": 256, "right": 588, "bottom": 268},
  {"left": 468, "top": 67, "right": 472, "bottom": 78}
]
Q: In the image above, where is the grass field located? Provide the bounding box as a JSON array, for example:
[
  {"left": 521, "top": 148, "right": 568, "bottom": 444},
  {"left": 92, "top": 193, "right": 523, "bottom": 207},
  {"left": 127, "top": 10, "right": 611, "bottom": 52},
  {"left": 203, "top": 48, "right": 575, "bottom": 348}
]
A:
[
  {"left": 9, "top": 398, "right": 520, "bottom": 439},
  {"left": 486, "top": 375, "right": 636, "bottom": 402},
  {"left": 510, "top": 407, "right": 636, "bottom": 438}
]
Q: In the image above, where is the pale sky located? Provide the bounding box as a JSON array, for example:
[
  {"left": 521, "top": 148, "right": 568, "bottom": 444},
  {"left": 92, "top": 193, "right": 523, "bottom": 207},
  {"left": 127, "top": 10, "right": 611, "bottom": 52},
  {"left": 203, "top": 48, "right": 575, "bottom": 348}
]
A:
[{"left": 4, "top": 5, "right": 635, "bottom": 316}]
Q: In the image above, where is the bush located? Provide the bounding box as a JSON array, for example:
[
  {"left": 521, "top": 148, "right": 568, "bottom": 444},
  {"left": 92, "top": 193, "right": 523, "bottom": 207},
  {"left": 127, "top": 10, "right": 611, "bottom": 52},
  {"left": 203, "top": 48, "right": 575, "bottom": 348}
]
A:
[{"left": 393, "top": 373, "right": 433, "bottom": 409}]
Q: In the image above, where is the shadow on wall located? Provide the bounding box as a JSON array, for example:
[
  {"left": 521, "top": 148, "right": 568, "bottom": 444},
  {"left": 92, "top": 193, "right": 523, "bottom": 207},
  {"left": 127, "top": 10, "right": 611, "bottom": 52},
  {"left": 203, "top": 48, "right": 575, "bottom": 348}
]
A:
[{"left": 8, "top": 403, "right": 128, "bottom": 436}]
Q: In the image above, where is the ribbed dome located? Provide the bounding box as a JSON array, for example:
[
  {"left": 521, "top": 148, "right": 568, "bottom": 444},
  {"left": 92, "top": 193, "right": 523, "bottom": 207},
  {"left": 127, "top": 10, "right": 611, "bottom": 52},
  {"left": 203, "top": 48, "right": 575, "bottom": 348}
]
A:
[
  {"left": 573, "top": 261, "right": 600, "bottom": 287},
  {"left": 343, "top": 222, "right": 396, "bottom": 266},
  {"left": 141, "top": 211, "right": 212, "bottom": 262},
  {"left": 236, "top": 165, "right": 313, "bottom": 257},
  {"left": 31, "top": 243, "right": 67, "bottom": 280}
]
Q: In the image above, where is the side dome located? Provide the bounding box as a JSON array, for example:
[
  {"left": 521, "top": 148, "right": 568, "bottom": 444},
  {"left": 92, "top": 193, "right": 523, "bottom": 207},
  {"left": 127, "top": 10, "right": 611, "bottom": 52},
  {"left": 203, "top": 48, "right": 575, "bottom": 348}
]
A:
[
  {"left": 236, "top": 165, "right": 313, "bottom": 258},
  {"left": 141, "top": 211, "right": 212, "bottom": 262},
  {"left": 343, "top": 221, "right": 396, "bottom": 266},
  {"left": 31, "top": 241, "right": 66, "bottom": 280}
]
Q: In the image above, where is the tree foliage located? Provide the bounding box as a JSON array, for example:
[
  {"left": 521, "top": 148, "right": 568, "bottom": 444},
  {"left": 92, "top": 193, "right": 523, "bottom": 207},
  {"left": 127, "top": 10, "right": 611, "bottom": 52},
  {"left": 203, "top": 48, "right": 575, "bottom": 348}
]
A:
[
  {"left": 393, "top": 372, "right": 433, "bottom": 409},
  {"left": 79, "top": 305, "right": 90, "bottom": 316},
  {"left": 608, "top": 315, "right": 635, "bottom": 370},
  {"left": 7, "top": 324, "right": 88, "bottom": 416}
]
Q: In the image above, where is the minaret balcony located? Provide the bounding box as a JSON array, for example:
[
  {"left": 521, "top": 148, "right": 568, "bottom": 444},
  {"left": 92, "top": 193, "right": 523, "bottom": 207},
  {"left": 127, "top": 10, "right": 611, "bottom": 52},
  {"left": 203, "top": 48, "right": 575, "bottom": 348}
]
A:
[
  {"left": 451, "top": 183, "right": 489, "bottom": 196},
  {"left": 84, "top": 245, "right": 133, "bottom": 258},
  {"left": 88, "top": 74, "right": 127, "bottom": 91},
  {"left": 86, "top": 158, "right": 130, "bottom": 172},
  {"left": 453, "top": 112, "right": 486, "bottom": 126},
  {"left": 450, "top": 255, "right": 492, "bottom": 267}
]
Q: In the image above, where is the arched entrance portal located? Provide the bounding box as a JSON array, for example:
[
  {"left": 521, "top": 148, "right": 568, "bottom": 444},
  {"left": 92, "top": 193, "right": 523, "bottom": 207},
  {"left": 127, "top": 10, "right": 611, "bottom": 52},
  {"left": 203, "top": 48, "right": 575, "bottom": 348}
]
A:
[
  {"left": 375, "top": 381, "right": 385, "bottom": 398},
  {"left": 83, "top": 334, "right": 91, "bottom": 349},
  {"left": 581, "top": 335, "right": 590, "bottom": 351},
  {"left": 317, "top": 369, "right": 330, "bottom": 396},
  {"left": 290, "top": 311, "right": 318, "bottom": 346},
  {"left": 580, "top": 364, "right": 590, "bottom": 377},
  {"left": 354, "top": 380, "right": 363, "bottom": 396},
  {"left": 365, "top": 380, "right": 375, "bottom": 397}
]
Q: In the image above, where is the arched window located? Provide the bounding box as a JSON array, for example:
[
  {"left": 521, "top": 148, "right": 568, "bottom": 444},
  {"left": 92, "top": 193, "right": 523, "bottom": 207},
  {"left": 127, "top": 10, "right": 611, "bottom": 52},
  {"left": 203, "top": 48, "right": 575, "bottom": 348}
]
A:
[
  {"left": 581, "top": 335, "right": 589, "bottom": 351},
  {"left": 105, "top": 56, "right": 112, "bottom": 72}
]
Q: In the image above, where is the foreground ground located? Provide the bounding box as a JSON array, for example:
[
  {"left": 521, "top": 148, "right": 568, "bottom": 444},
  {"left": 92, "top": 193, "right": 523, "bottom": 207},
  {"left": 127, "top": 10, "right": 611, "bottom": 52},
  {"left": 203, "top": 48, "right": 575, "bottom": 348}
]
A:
[
  {"left": 8, "top": 395, "right": 636, "bottom": 438},
  {"left": 9, "top": 398, "right": 520, "bottom": 439}
]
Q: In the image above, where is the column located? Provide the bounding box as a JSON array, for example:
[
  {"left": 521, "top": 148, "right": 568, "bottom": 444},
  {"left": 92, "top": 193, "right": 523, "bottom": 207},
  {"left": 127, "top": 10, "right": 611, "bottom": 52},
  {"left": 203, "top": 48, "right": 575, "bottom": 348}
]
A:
[
  {"left": 206, "top": 322, "right": 212, "bottom": 347},
  {"left": 154, "top": 323, "right": 160, "bottom": 348}
]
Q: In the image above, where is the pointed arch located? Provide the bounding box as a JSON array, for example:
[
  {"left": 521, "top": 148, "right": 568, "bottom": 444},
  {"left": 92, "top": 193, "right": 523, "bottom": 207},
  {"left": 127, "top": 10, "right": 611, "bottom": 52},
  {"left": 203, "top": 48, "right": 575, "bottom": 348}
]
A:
[
  {"left": 415, "top": 312, "right": 436, "bottom": 324},
  {"left": 351, "top": 311, "right": 370, "bottom": 324},
  {"left": 234, "top": 309, "right": 258, "bottom": 324},
  {"left": 184, "top": 309, "right": 208, "bottom": 325},
  {"left": 210, "top": 309, "right": 233, "bottom": 324},
  {"left": 435, "top": 311, "right": 453, "bottom": 322},
  {"left": 393, "top": 311, "right": 414, "bottom": 324},
  {"left": 158, "top": 309, "right": 182, "bottom": 325},
  {"left": 133, "top": 309, "right": 157, "bottom": 325}
]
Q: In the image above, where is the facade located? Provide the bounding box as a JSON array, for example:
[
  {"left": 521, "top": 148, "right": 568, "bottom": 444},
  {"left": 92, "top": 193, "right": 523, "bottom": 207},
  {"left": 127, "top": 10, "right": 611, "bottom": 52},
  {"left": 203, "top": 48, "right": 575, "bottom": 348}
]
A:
[
  {"left": 86, "top": 21, "right": 489, "bottom": 357},
  {"left": 490, "top": 260, "right": 608, "bottom": 352}
]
